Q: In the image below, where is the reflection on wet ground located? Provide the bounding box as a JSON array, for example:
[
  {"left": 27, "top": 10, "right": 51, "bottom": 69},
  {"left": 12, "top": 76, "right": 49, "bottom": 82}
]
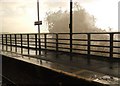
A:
[{"left": 1, "top": 50, "right": 120, "bottom": 85}]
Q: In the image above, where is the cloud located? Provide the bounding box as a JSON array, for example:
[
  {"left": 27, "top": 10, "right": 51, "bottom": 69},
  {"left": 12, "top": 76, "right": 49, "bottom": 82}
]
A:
[
  {"left": 44, "top": 0, "right": 67, "bottom": 8},
  {"left": 1, "top": 0, "right": 38, "bottom": 33},
  {"left": 43, "top": 0, "right": 98, "bottom": 11},
  {"left": 1, "top": 0, "right": 36, "bottom": 17},
  {"left": 1, "top": 3, "right": 24, "bottom": 17}
]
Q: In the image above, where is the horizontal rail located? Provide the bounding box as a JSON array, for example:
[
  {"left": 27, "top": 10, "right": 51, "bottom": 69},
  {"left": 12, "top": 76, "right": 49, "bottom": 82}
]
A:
[{"left": 2, "top": 32, "right": 120, "bottom": 35}]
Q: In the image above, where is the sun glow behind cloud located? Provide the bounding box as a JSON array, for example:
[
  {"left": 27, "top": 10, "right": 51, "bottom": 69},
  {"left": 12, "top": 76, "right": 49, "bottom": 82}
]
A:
[{"left": 0, "top": 0, "right": 119, "bottom": 33}]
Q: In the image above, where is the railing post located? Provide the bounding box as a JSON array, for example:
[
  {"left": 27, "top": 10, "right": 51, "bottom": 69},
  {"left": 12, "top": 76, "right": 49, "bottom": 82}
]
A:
[
  {"left": 88, "top": 33, "right": 91, "bottom": 56},
  {"left": 70, "top": 34, "right": 73, "bottom": 54},
  {"left": 20, "top": 34, "right": 23, "bottom": 55},
  {"left": 110, "top": 33, "right": 114, "bottom": 58},
  {"left": 38, "top": 36, "right": 41, "bottom": 55},
  {"left": 44, "top": 34, "right": 47, "bottom": 50},
  {"left": 5, "top": 34, "right": 7, "bottom": 51},
  {"left": 35, "top": 34, "right": 37, "bottom": 55},
  {"left": 10, "top": 34, "right": 12, "bottom": 52},
  {"left": 27, "top": 34, "right": 29, "bottom": 55},
  {"left": 2, "top": 34, "right": 4, "bottom": 51},
  {"left": 56, "top": 34, "right": 58, "bottom": 52},
  {"left": 15, "top": 34, "right": 17, "bottom": 52}
]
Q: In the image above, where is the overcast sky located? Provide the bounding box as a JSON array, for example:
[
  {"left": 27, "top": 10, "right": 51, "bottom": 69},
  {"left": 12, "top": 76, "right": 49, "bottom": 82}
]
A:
[{"left": 0, "top": 0, "right": 119, "bottom": 33}]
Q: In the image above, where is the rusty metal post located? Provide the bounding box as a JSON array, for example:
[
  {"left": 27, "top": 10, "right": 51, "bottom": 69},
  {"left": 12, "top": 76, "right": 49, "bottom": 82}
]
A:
[
  {"left": 110, "top": 33, "right": 114, "bottom": 58},
  {"left": 27, "top": 34, "right": 29, "bottom": 55},
  {"left": 87, "top": 33, "right": 91, "bottom": 64},
  {"left": 5, "top": 34, "right": 7, "bottom": 51},
  {"left": 10, "top": 34, "right": 12, "bottom": 52},
  {"left": 21, "top": 34, "right": 23, "bottom": 55},
  {"left": 15, "top": 34, "right": 17, "bottom": 52},
  {"left": 35, "top": 34, "right": 38, "bottom": 55},
  {"left": 2, "top": 34, "right": 4, "bottom": 51},
  {"left": 56, "top": 34, "right": 58, "bottom": 52},
  {"left": 44, "top": 34, "right": 47, "bottom": 50}
]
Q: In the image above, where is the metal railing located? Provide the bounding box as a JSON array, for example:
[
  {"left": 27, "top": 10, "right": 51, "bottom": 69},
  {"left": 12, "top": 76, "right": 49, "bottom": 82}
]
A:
[{"left": 0, "top": 32, "right": 120, "bottom": 58}]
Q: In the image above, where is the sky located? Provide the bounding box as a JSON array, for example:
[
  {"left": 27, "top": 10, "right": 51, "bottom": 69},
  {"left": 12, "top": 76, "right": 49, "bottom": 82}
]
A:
[{"left": 0, "top": 0, "right": 119, "bottom": 33}]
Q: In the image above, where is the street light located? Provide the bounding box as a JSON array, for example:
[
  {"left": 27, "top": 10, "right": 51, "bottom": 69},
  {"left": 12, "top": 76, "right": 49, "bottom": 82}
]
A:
[
  {"left": 70, "top": 0, "right": 73, "bottom": 54},
  {"left": 34, "top": 0, "right": 42, "bottom": 55}
]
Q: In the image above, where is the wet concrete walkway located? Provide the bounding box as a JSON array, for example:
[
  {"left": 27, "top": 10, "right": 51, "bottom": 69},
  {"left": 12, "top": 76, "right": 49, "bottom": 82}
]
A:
[{"left": 1, "top": 50, "right": 120, "bottom": 85}]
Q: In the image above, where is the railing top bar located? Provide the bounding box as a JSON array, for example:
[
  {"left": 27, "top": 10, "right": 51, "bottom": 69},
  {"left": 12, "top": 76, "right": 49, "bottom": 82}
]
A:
[
  {"left": 0, "top": 32, "right": 120, "bottom": 35},
  {"left": 0, "top": 33, "right": 57, "bottom": 35},
  {"left": 55, "top": 32, "right": 120, "bottom": 34},
  {"left": 0, "top": 33, "right": 37, "bottom": 35}
]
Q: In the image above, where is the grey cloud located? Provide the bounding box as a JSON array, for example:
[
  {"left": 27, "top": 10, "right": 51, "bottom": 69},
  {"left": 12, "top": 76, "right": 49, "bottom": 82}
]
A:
[
  {"left": 1, "top": 1, "right": 34, "bottom": 17},
  {"left": 2, "top": 4, "right": 24, "bottom": 16},
  {"left": 43, "top": 0, "right": 97, "bottom": 10},
  {"left": 44, "top": 0, "right": 68, "bottom": 9}
]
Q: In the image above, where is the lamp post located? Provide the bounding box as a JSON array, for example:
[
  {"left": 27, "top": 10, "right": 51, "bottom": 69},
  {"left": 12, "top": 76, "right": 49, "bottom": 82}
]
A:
[
  {"left": 70, "top": 0, "right": 73, "bottom": 54},
  {"left": 34, "top": 0, "right": 42, "bottom": 55}
]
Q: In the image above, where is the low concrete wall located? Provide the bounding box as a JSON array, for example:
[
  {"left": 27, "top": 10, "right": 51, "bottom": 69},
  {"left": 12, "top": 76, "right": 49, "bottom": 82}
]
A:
[{"left": 2, "top": 55, "right": 105, "bottom": 86}]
